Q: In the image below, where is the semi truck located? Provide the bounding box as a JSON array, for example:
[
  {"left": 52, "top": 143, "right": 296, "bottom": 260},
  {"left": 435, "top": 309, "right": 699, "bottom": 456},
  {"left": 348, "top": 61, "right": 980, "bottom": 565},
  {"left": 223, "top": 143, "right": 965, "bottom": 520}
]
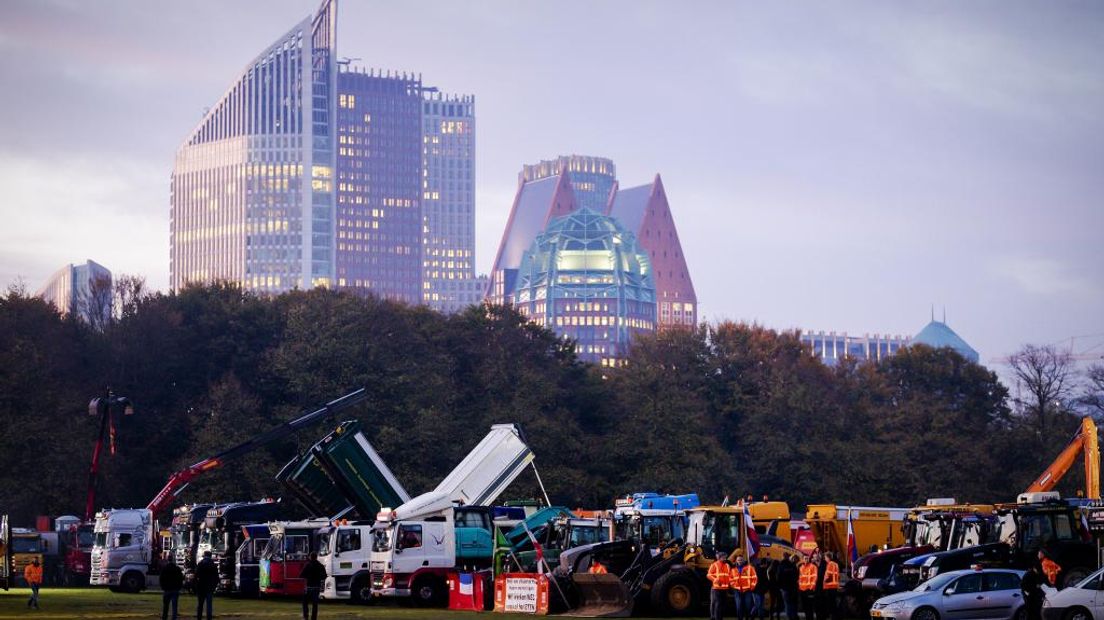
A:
[
  {"left": 369, "top": 423, "right": 539, "bottom": 606},
  {"left": 90, "top": 389, "right": 369, "bottom": 592},
  {"left": 802, "top": 504, "right": 908, "bottom": 565},
  {"left": 0, "top": 514, "right": 10, "bottom": 590},
  {"left": 168, "top": 503, "right": 214, "bottom": 586},
  {"left": 196, "top": 500, "right": 282, "bottom": 593}
]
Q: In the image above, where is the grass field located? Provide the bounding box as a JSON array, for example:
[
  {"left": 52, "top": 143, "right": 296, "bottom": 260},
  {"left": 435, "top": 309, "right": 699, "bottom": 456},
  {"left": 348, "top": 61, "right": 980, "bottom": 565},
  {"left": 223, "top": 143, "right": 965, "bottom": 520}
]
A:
[{"left": 0, "top": 588, "right": 526, "bottom": 620}]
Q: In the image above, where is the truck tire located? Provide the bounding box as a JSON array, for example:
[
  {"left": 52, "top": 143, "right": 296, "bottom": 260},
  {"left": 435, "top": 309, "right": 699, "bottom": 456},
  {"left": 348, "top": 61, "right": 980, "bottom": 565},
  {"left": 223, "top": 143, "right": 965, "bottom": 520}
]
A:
[
  {"left": 411, "top": 575, "right": 445, "bottom": 607},
  {"left": 119, "top": 571, "right": 145, "bottom": 593},
  {"left": 650, "top": 570, "right": 700, "bottom": 616},
  {"left": 350, "top": 576, "right": 374, "bottom": 605}
]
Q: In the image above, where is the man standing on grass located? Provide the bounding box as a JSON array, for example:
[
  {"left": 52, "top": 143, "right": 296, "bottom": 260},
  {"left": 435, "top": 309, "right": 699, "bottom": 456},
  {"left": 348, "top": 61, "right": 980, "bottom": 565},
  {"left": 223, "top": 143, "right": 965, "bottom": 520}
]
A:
[
  {"left": 24, "top": 557, "right": 43, "bottom": 610},
  {"left": 299, "top": 552, "right": 327, "bottom": 620},
  {"left": 194, "top": 550, "right": 219, "bottom": 620},
  {"left": 159, "top": 559, "right": 184, "bottom": 620}
]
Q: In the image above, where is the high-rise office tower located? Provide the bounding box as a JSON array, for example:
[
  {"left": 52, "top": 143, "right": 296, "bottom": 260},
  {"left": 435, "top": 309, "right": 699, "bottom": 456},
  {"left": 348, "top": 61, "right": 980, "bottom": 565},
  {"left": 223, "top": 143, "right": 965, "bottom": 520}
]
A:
[
  {"left": 335, "top": 69, "right": 423, "bottom": 303},
  {"left": 171, "top": 0, "right": 336, "bottom": 293},
  {"left": 171, "top": 1, "right": 482, "bottom": 311},
  {"left": 422, "top": 93, "right": 482, "bottom": 312},
  {"left": 520, "top": 155, "right": 616, "bottom": 212},
  {"left": 37, "top": 260, "right": 113, "bottom": 324}
]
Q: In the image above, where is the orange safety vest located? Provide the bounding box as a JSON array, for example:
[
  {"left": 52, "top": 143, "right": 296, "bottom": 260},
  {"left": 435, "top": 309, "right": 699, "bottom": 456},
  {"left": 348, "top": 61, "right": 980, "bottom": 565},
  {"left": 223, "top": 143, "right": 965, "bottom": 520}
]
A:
[
  {"left": 24, "top": 564, "right": 43, "bottom": 586},
  {"left": 731, "top": 563, "right": 759, "bottom": 593},
  {"left": 590, "top": 562, "right": 608, "bottom": 575},
  {"left": 822, "top": 561, "right": 840, "bottom": 589},
  {"left": 798, "top": 563, "right": 817, "bottom": 591},
  {"left": 1041, "top": 558, "right": 1061, "bottom": 586},
  {"left": 708, "top": 560, "right": 732, "bottom": 589}
]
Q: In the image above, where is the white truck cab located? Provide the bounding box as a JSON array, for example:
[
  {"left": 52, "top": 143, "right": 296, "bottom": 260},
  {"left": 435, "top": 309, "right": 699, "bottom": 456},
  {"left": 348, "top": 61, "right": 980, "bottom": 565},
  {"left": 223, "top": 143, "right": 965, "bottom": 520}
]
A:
[{"left": 89, "top": 508, "right": 154, "bottom": 592}]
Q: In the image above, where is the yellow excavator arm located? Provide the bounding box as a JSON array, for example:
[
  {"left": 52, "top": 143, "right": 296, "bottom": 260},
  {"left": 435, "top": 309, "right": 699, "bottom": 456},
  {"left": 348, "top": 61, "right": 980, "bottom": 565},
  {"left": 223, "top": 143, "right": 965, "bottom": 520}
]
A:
[{"left": 1026, "top": 417, "right": 1100, "bottom": 499}]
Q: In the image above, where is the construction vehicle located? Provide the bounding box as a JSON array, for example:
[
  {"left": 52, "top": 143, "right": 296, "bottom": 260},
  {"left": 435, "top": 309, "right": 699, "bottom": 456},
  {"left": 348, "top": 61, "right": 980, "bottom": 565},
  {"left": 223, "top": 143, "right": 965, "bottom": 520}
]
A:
[
  {"left": 1, "top": 514, "right": 10, "bottom": 590},
  {"left": 89, "top": 389, "right": 368, "bottom": 592},
  {"left": 234, "top": 524, "right": 269, "bottom": 597},
  {"left": 167, "top": 503, "right": 214, "bottom": 586},
  {"left": 492, "top": 506, "right": 577, "bottom": 576},
  {"left": 369, "top": 423, "right": 541, "bottom": 606},
  {"left": 803, "top": 504, "right": 907, "bottom": 565},
  {"left": 197, "top": 500, "right": 282, "bottom": 593},
  {"left": 842, "top": 499, "right": 995, "bottom": 613},
  {"left": 1027, "top": 417, "right": 1100, "bottom": 499},
  {"left": 11, "top": 528, "right": 46, "bottom": 586},
  {"left": 907, "top": 492, "right": 1098, "bottom": 588},
  {"left": 505, "top": 514, "right": 614, "bottom": 575},
  {"left": 258, "top": 518, "right": 330, "bottom": 596},
  {"left": 559, "top": 501, "right": 802, "bottom": 617},
  {"left": 613, "top": 493, "right": 700, "bottom": 554}
]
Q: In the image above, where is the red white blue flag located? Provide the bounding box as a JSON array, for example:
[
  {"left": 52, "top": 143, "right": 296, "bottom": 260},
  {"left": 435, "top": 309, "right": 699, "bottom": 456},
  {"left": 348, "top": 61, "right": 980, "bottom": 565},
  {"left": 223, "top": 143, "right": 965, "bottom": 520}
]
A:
[
  {"left": 743, "top": 501, "right": 760, "bottom": 558},
  {"left": 847, "top": 509, "right": 858, "bottom": 571}
]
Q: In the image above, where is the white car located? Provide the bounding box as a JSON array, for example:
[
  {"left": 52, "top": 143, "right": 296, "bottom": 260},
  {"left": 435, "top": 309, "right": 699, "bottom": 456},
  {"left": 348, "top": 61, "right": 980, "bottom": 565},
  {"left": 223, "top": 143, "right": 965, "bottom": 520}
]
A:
[
  {"left": 870, "top": 568, "right": 1026, "bottom": 620},
  {"left": 1044, "top": 567, "right": 1104, "bottom": 620}
]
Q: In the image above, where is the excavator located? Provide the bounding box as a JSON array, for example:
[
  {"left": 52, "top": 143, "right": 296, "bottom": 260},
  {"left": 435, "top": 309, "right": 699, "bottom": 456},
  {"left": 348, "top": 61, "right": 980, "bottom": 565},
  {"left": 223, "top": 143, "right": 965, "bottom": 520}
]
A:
[{"left": 1025, "top": 417, "right": 1099, "bottom": 499}]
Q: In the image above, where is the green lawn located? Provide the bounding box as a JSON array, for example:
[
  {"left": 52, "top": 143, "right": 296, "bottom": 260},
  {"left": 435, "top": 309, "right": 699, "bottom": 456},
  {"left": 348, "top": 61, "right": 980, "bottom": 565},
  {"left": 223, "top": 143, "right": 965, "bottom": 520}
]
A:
[{"left": 0, "top": 588, "right": 517, "bottom": 619}]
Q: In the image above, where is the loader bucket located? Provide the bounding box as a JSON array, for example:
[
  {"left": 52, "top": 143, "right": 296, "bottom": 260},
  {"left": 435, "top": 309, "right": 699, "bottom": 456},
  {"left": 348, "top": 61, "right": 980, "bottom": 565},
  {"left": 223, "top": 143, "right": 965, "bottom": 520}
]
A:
[{"left": 565, "top": 573, "right": 633, "bottom": 617}]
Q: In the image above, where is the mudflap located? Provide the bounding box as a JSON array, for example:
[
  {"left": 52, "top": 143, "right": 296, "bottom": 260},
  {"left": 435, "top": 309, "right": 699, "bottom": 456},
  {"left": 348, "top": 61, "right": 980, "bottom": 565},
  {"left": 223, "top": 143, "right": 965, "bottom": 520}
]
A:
[{"left": 563, "top": 573, "right": 633, "bottom": 617}]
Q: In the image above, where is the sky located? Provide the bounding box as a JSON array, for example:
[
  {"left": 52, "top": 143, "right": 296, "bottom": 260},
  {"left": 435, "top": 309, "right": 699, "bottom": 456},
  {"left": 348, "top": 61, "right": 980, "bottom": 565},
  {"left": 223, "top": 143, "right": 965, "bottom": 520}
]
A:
[{"left": 0, "top": 0, "right": 1101, "bottom": 364}]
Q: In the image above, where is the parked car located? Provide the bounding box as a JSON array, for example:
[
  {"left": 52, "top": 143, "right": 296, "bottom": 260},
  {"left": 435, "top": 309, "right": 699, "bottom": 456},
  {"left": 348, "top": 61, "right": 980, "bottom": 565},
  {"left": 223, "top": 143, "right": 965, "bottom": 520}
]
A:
[
  {"left": 1043, "top": 566, "right": 1104, "bottom": 620},
  {"left": 870, "top": 567, "right": 1026, "bottom": 620}
]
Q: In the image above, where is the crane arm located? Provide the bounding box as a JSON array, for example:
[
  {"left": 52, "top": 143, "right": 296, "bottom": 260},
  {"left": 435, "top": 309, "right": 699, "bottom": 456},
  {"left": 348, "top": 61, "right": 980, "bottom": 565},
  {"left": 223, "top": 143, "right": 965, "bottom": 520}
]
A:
[
  {"left": 1026, "top": 417, "right": 1100, "bottom": 499},
  {"left": 145, "top": 388, "right": 368, "bottom": 519}
]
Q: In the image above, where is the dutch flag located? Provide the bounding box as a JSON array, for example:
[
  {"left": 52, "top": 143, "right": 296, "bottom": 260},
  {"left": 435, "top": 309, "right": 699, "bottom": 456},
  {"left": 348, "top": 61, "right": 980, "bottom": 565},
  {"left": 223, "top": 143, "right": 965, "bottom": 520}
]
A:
[
  {"left": 744, "top": 501, "right": 760, "bottom": 558},
  {"left": 847, "top": 509, "right": 858, "bottom": 574}
]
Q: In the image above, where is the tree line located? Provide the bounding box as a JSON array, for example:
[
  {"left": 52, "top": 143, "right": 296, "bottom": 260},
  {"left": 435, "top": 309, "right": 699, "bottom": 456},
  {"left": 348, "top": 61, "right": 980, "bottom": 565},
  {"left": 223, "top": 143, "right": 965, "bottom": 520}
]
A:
[{"left": 0, "top": 281, "right": 1099, "bottom": 525}]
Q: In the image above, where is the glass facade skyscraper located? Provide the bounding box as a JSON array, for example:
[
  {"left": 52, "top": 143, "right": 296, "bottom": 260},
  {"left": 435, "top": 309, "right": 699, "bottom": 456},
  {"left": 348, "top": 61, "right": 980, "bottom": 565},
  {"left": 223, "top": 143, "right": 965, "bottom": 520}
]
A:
[
  {"left": 171, "top": 0, "right": 336, "bottom": 293},
  {"left": 335, "top": 69, "right": 423, "bottom": 303},
  {"left": 512, "top": 208, "right": 656, "bottom": 365},
  {"left": 36, "top": 260, "right": 113, "bottom": 324},
  {"left": 422, "top": 93, "right": 480, "bottom": 312},
  {"left": 171, "top": 0, "right": 482, "bottom": 311}
]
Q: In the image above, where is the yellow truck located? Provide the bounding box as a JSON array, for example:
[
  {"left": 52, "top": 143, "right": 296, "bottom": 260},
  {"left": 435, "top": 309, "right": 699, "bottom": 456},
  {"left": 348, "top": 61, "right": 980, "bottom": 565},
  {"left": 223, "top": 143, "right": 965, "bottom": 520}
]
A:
[
  {"left": 803, "top": 504, "right": 908, "bottom": 566},
  {"left": 749, "top": 500, "right": 792, "bottom": 542},
  {"left": 10, "top": 528, "right": 45, "bottom": 586}
]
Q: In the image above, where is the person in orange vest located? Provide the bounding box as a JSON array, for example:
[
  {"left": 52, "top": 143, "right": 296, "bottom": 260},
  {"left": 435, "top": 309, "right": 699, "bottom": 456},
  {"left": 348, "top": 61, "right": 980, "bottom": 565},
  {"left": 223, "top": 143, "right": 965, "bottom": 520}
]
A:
[
  {"left": 1038, "top": 550, "right": 1061, "bottom": 588},
  {"left": 708, "top": 551, "right": 733, "bottom": 620},
  {"left": 797, "top": 553, "right": 818, "bottom": 620},
  {"left": 815, "top": 552, "right": 840, "bottom": 620},
  {"left": 589, "top": 561, "right": 609, "bottom": 575},
  {"left": 24, "top": 557, "right": 43, "bottom": 610},
  {"left": 731, "top": 553, "right": 759, "bottom": 620}
]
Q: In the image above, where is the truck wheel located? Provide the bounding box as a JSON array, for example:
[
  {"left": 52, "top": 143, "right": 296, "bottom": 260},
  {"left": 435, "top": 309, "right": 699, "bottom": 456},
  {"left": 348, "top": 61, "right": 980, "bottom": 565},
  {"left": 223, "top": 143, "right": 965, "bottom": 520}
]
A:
[
  {"left": 119, "top": 571, "right": 145, "bottom": 593},
  {"left": 411, "top": 575, "right": 445, "bottom": 607},
  {"left": 650, "top": 570, "right": 700, "bottom": 616},
  {"left": 350, "top": 576, "right": 374, "bottom": 605}
]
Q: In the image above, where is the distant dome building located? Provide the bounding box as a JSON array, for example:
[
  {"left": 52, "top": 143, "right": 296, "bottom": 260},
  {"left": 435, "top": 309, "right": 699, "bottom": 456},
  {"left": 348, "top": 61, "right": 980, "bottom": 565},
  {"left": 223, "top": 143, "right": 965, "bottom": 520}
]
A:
[
  {"left": 511, "top": 208, "right": 656, "bottom": 366},
  {"left": 912, "top": 318, "right": 979, "bottom": 363}
]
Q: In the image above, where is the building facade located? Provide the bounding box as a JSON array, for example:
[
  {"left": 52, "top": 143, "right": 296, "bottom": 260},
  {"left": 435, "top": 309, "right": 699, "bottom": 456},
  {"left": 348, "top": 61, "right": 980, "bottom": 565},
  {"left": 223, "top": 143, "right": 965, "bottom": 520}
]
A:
[
  {"left": 171, "top": 0, "right": 336, "bottom": 293},
  {"left": 912, "top": 318, "right": 979, "bottom": 363},
  {"left": 490, "top": 156, "right": 697, "bottom": 329},
  {"left": 335, "top": 68, "right": 423, "bottom": 303},
  {"left": 171, "top": 0, "right": 482, "bottom": 312},
  {"left": 37, "top": 260, "right": 113, "bottom": 324},
  {"left": 422, "top": 92, "right": 480, "bottom": 312},
  {"left": 800, "top": 331, "right": 911, "bottom": 365},
  {"left": 520, "top": 155, "right": 616, "bottom": 212},
  {"left": 512, "top": 208, "right": 656, "bottom": 365}
]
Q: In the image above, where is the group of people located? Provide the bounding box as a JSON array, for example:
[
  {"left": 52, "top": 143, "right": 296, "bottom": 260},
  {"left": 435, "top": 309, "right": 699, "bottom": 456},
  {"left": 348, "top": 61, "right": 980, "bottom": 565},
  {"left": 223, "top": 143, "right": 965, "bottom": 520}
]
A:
[
  {"left": 157, "top": 551, "right": 327, "bottom": 620},
  {"left": 708, "top": 550, "right": 842, "bottom": 620}
]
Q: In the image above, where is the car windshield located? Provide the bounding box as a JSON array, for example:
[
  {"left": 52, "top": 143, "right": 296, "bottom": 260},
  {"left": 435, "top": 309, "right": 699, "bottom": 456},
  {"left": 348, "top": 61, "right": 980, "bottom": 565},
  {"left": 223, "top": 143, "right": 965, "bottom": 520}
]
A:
[
  {"left": 317, "top": 532, "right": 333, "bottom": 556},
  {"left": 172, "top": 530, "right": 190, "bottom": 549},
  {"left": 914, "top": 572, "right": 958, "bottom": 592},
  {"left": 94, "top": 532, "right": 107, "bottom": 547},
  {"left": 200, "top": 529, "right": 226, "bottom": 553},
  {"left": 12, "top": 538, "right": 42, "bottom": 553},
  {"left": 77, "top": 526, "right": 95, "bottom": 549},
  {"left": 569, "top": 525, "right": 606, "bottom": 547},
  {"left": 641, "top": 517, "right": 674, "bottom": 546}
]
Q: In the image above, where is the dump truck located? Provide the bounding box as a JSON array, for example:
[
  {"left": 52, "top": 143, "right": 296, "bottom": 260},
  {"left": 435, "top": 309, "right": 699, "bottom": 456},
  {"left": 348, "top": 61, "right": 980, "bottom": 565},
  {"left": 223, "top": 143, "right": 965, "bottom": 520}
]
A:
[
  {"left": 370, "top": 424, "right": 540, "bottom": 606},
  {"left": 559, "top": 501, "right": 802, "bottom": 617},
  {"left": 803, "top": 504, "right": 908, "bottom": 565},
  {"left": 197, "top": 500, "right": 282, "bottom": 593},
  {"left": 1, "top": 514, "right": 10, "bottom": 590},
  {"left": 90, "top": 389, "right": 368, "bottom": 592}
]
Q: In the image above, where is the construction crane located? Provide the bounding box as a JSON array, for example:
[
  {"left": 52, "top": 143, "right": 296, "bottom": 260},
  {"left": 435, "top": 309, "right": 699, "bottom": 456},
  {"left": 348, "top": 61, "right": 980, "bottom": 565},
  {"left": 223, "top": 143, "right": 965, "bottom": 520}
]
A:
[{"left": 1025, "top": 417, "right": 1100, "bottom": 499}]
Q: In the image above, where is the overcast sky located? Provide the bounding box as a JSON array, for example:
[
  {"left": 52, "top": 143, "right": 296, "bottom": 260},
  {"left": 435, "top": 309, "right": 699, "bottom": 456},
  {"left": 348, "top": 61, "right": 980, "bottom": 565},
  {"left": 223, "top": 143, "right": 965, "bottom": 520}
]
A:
[{"left": 1, "top": 0, "right": 1101, "bottom": 363}]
